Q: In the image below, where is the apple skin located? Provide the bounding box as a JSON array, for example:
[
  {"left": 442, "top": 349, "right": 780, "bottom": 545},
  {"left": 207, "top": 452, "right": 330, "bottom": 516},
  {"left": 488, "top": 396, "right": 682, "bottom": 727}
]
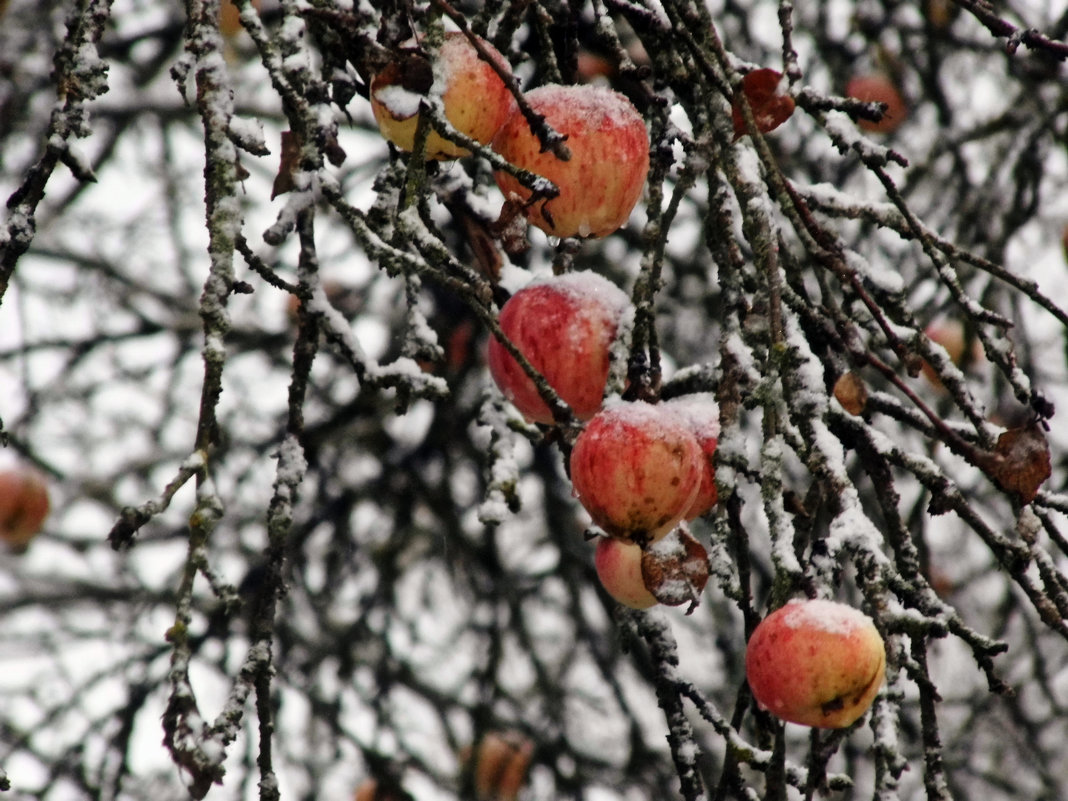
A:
[
  {"left": 745, "top": 598, "right": 886, "bottom": 729},
  {"left": 664, "top": 394, "right": 720, "bottom": 520},
  {"left": 921, "top": 318, "right": 983, "bottom": 388},
  {"left": 595, "top": 537, "right": 658, "bottom": 609},
  {"left": 487, "top": 271, "right": 632, "bottom": 425},
  {"left": 569, "top": 401, "right": 702, "bottom": 545},
  {"left": 0, "top": 467, "right": 50, "bottom": 550},
  {"left": 371, "top": 32, "right": 515, "bottom": 160},
  {"left": 846, "top": 74, "right": 907, "bottom": 134},
  {"left": 492, "top": 83, "right": 649, "bottom": 238}
]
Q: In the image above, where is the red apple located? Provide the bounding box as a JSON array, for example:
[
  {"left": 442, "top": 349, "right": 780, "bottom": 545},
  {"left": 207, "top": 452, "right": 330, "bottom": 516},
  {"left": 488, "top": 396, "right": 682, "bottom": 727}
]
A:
[
  {"left": 731, "top": 68, "right": 795, "bottom": 139},
  {"left": 569, "top": 401, "right": 702, "bottom": 545},
  {"left": 594, "top": 537, "right": 658, "bottom": 609},
  {"left": 492, "top": 84, "right": 649, "bottom": 238},
  {"left": 0, "top": 466, "right": 50, "bottom": 550},
  {"left": 371, "top": 32, "right": 515, "bottom": 160},
  {"left": 846, "top": 74, "right": 907, "bottom": 134},
  {"left": 745, "top": 598, "right": 886, "bottom": 729},
  {"left": 487, "top": 271, "right": 632, "bottom": 425},
  {"left": 663, "top": 394, "right": 719, "bottom": 519}
]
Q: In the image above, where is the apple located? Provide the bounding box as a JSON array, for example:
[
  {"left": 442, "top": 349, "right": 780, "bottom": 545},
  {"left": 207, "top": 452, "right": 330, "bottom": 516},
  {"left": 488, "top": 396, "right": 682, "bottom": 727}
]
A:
[
  {"left": 846, "top": 74, "right": 907, "bottom": 134},
  {"left": 745, "top": 598, "right": 886, "bottom": 729},
  {"left": 219, "top": 0, "right": 260, "bottom": 38},
  {"left": 569, "top": 400, "right": 702, "bottom": 545},
  {"left": 492, "top": 83, "right": 649, "bottom": 238},
  {"left": 371, "top": 32, "right": 515, "bottom": 160},
  {"left": 832, "top": 371, "right": 868, "bottom": 416},
  {"left": 487, "top": 271, "right": 632, "bottom": 425},
  {"left": 466, "top": 731, "right": 533, "bottom": 801},
  {"left": 731, "top": 68, "right": 795, "bottom": 139},
  {"left": 921, "top": 318, "right": 983, "bottom": 388},
  {"left": 663, "top": 393, "right": 719, "bottom": 519},
  {"left": 595, "top": 537, "right": 658, "bottom": 609},
  {"left": 0, "top": 466, "right": 50, "bottom": 550}
]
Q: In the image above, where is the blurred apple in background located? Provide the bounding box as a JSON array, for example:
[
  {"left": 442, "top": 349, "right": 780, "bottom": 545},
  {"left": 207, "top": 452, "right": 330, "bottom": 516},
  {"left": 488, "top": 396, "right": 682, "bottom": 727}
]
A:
[{"left": 0, "top": 466, "right": 50, "bottom": 552}]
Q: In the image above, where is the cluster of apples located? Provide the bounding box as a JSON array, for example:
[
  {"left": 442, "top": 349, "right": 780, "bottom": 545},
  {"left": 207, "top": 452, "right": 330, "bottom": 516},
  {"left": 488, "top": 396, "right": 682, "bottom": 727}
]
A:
[
  {"left": 371, "top": 27, "right": 887, "bottom": 733},
  {"left": 369, "top": 32, "right": 650, "bottom": 239},
  {"left": 0, "top": 465, "right": 50, "bottom": 552}
]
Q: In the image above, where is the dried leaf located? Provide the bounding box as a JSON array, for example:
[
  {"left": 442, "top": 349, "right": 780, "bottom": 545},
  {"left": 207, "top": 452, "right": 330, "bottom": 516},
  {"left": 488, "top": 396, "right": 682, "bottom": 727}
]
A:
[
  {"left": 731, "top": 68, "right": 795, "bottom": 140},
  {"left": 833, "top": 371, "right": 868, "bottom": 416},
  {"left": 641, "top": 527, "right": 710, "bottom": 614},
  {"left": 271, "top": 130, "right": 301, "bottom": 199},
  {"left": 974, "top": 422, "right": 1051, "bottom": 504}
]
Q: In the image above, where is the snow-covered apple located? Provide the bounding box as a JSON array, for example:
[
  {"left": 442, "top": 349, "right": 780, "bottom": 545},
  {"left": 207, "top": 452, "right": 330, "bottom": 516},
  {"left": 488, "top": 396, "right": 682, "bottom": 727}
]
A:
[
  {"left": 594, "top": 537, "right": 658, "bottom": 609},
  {"left": 371, "top": 32, "right": 515, "bottom": 160},
  {"left": 745, "top": 598, "right": 886, "bottom": 729},
  {"left": 0, "top": 466, "right": 50, "bottom": 550},
  {"left": 664, "top": 393, "right": 720, "bottom": 519},
  {"left": 492, "top": 84, "right": 649, "bottom": 238},
  {"left": 487, "top": 271, "right": 632, "bottom": 425},
  {"left": 846, "top": 74, "right": 907, "bottom": 134},
  {"left": 570, "top": 400, "right": 702, "bottom": 545}
]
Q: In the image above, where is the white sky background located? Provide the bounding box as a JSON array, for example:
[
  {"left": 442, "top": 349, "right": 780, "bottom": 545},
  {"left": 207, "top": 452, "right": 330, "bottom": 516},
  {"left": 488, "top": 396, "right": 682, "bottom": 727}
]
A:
[{"left": 1, "top": 0, "right": 1068, "bottom": 799}]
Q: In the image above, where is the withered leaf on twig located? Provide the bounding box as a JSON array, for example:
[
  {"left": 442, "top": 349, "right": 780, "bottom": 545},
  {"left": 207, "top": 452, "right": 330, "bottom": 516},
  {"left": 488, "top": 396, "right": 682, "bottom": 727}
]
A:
[
  {"left": 271, "top": 130, "right": 301, "bottom": 199},
  {"left": 973, "top": 422, "right": 1051, "bottom": 504}
]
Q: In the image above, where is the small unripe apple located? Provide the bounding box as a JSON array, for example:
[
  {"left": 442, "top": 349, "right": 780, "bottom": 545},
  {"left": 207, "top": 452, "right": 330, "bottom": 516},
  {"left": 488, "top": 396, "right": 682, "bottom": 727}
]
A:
[
  {"left": 663, "top": 394, "right": 719, "bottom": 520},
  {"left": 730, "top": 68, "right": 795, "bottom": 139},
  {"left": 465, "top": 731, "right": 533, "bottom": 801},
  {"left": 570, "top": 401, "right": 702, "bottom": 545},
  {"left": 846, "top": 74, "right": 907, "bottom": 134},
  {"left": 487, "top": 271, "right": 632, "bottom": 425},
  {"left": 371, "top": 32, "right": 515, "bottom": 160},
  {"left": 594, "top": 537, "right": 658, "bottom": 609},
  {"left": 0, "top": 466, "right": 50, "bottom": 551},
  {"left": 745, "top": 598, "right": 886, "bottom": 729},
  {"left": 492, "top": 84, "right": 649, "bottom": 238}
]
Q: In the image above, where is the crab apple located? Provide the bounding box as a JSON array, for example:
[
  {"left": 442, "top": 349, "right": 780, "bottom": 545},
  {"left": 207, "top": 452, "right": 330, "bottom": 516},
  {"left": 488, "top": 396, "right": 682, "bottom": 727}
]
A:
[
  {"left": 663, "top": 393, "right": 720, "bottom": 520},
  {"left": 466, "top": 731, "right": 534, "bottom": 801},
  {"left": 370, "top": 32, "right": 515, "bottom": 160},
  {"left": 487, "top": 271, "right": 632, "bottom": 425},
  {"left": 595, "top": 537, "right": 658, "bottom": 609},
  {"left": 745, "top": 598, "right": 886, "bottom": 729},
  {"left": 731, "top": 68, "right": 795, "bottom": 139},
  {"left": 492, "top": 84, "right": 649, "bottom": 238},
  {"left": 570, "top": 400, "right": 702, "bottom": 545},
  {"left": 846, "top": 74, "right": 908, "bottom": 134},
  {"left": 0, "top": 466, "right": 50, "bottom": 551}
]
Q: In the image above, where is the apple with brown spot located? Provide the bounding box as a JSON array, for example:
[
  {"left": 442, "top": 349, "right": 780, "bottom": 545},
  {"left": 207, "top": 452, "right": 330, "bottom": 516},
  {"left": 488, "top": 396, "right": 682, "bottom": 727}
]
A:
[
  {"left": 745, "top": 598, "right": 886, "bottom": 728},
  {"left": 570, "top": 400, "right": 702, "bottom": 546},
  {"left": 664, "top": 393, "right": 720, "bottom": 519},
  {"left": 492, "top": 84, "right": 649, "bottom": 238}
]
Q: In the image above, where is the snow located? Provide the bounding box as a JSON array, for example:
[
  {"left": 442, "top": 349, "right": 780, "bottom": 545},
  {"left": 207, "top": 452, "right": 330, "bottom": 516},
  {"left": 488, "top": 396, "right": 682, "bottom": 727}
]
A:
[{"left": 778, "top": 598, "right": 875, "bottom": 636}]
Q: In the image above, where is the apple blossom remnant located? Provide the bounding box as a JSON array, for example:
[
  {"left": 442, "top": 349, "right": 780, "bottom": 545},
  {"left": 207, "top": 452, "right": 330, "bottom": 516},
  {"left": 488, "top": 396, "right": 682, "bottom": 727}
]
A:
[{"left": 492, "top": 83, "right": 650, "bottom": 238}]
